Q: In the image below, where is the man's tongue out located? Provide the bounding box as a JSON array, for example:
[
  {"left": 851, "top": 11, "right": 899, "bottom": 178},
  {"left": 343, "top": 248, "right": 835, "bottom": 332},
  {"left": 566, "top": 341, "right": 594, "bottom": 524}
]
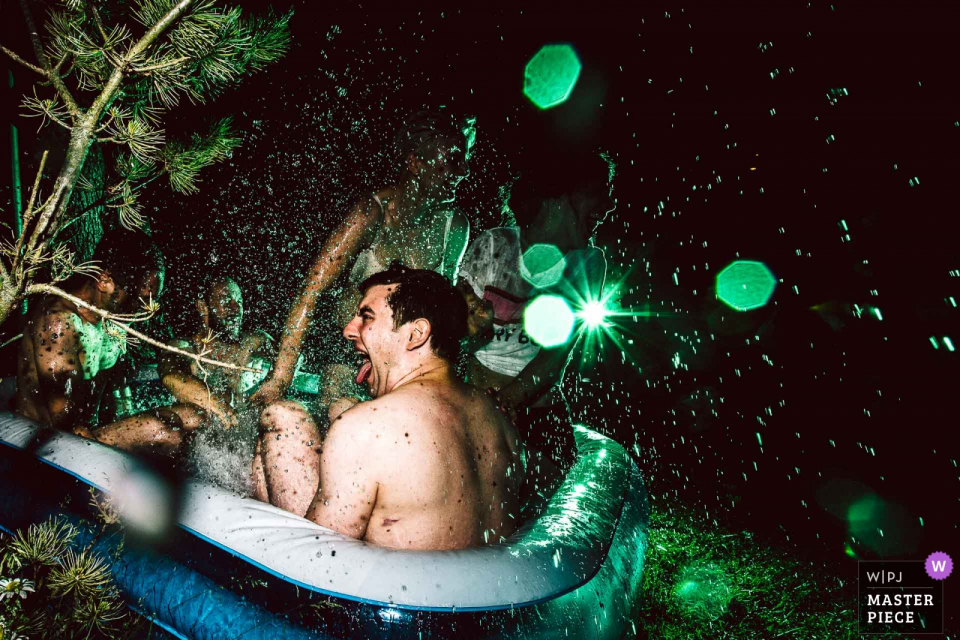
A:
[{"left": 356, "top": 358, "right": 373, "bottom": 385}]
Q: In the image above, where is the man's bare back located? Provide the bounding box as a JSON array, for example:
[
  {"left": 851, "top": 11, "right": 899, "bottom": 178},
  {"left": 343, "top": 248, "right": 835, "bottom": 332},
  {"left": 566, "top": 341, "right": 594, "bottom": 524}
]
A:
[
  {"left": 305, "top": 375, "right": 524, "bottom": 550},
  {"left": 15, "top": 297, "right": 123, "bottom": 429}
]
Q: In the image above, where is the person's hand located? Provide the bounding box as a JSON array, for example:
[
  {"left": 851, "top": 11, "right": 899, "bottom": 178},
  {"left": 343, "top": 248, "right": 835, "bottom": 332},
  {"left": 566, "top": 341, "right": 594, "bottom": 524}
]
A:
[
  {"left": 486, "top": 387, "right": 519, "bottom": 424},
  {"left": 249, "top": 376, "right": 286, "bottom": 408}
]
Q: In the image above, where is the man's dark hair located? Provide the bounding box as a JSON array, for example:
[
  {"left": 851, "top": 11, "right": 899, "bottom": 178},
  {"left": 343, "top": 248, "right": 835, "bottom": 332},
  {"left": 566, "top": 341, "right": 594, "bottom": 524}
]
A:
[
  {"left": 394, "top": 110, "right": 477, "bottom": 164},
  {"left": 94, "top": 229, "right": 165, "bottom": 293},
  {"left": 359, "top": 264, "right": 467, "bottom": 362},
  {"left": 508, "top": 148, "right": 616, "bottom": 228}
]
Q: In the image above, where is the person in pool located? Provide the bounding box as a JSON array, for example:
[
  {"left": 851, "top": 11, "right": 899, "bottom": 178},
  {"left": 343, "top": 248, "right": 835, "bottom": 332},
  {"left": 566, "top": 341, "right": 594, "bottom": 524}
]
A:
[
  {"left": 457, "top": 148, "right": 616, "bottom": 473},
  {"left": 92, "top": 274, "right": 277, "bottom": 465},
  {"left": 14, "top": 230, "right": 165, "bottom": 432},
  {"left": 252, "top": 266, "right": 525, "bottom": 549},
  {"left": 250, "top": 110, "right": 476, "bottom": 419}
]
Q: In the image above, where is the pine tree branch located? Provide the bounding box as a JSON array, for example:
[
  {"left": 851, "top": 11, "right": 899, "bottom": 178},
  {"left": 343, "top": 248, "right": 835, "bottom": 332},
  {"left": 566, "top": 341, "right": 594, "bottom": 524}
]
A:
[
  {"left": 51, "top": 173, "right": 162, "bottom": 241},
  {"left": 131, "top": 56, "right": 191, "bottom": 74},
  {"left": 17, "top": 0, "right": 81, "bottom": 118},
  {"left": 12, "top": 150, "right": 49, "bottom": 276},
  {"left": 1, "top": 45, "right": 46, "bottom": 76},
  {"left": 24, "top": 284, "right": 261, "bottom": 374},
  {"left": 45, "top": 112, "right": 73, "bottom": 132},
  {"left": 85, "top": 0, "right": 195, "bottom": 130}
]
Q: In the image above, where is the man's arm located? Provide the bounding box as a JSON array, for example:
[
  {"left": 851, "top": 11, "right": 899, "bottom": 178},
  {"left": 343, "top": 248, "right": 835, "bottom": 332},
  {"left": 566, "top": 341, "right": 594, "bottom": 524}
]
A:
[
  {"left": 158, "top": 339, "right": 238, "bottom": 429},
  {"left": 304, "top": 407, "right": 379, "bottom": 538},
  {"left": 31, "top": 310, "right": 85, "bottom": 430},
  {"left": 250, "top": 199, "right": 381, "bottom": 405}
]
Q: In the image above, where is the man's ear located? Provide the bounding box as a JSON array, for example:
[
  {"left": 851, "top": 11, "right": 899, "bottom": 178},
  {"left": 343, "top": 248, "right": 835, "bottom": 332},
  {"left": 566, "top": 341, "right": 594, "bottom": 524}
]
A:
[{"left": 406, "top": 318, "right": 432, "bottom": 351}]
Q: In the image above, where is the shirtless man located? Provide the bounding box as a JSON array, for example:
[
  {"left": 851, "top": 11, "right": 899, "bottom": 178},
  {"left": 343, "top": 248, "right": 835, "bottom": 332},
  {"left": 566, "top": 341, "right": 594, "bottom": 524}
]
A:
[
  {"left": 253, "top": 266, "right": 524, "bottom": 550},
  {"left": 93, "top": 275, "right": 276, "bottom": 475},
  {"left": 250, "top": 111, "right": 476, "bottom": 418},
  {"left": 14, "top": 230, "right": 164, "bottom": 432}
]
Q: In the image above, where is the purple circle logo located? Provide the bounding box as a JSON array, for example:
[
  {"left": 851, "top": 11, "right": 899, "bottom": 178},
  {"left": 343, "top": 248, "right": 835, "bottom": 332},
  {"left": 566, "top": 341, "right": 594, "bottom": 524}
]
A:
[{"left": 925, "top": 551, "right": 953, "bottom": 580}]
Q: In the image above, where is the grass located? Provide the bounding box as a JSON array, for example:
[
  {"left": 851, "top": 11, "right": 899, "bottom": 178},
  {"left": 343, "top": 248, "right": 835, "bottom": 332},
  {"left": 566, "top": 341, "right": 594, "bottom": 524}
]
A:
[{"left": 635, "top": 491, "right": 955, "bottom": 639}]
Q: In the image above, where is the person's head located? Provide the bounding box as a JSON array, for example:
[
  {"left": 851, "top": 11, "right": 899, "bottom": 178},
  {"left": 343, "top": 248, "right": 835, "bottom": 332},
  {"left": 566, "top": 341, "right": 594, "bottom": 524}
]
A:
[
  {"left": 198, "top": 275, "right": 243, "bottom": 339},
  {"left": 345, "top": 264, "right": 468, "bottom": 397},
  {"left": 85, "top": 229, "right": 165, "bottom": 314},
  {"left": 394, "top": 110, "right": 477, "bottom": 203},
  {"left": 508, "top": 148, "right": 617, "bottom": 252}
]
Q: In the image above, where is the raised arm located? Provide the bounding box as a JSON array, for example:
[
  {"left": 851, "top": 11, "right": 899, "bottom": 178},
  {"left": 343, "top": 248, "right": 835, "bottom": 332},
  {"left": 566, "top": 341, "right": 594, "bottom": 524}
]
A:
[
  {"left": 251, "top": 200, "right": 382, "bottom": 406},
  {"left": 304, "top": 408, "right": 379, "bottom": 538},
  {"left": 29, "top": 310, "right": 85, "bottom": 430}
]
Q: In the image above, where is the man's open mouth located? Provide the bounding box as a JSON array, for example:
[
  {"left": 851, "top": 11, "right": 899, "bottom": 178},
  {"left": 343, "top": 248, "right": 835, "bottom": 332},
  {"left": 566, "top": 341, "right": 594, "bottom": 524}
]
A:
[{"left": 355, "top": 353, "right": 372, "bottom": 385}]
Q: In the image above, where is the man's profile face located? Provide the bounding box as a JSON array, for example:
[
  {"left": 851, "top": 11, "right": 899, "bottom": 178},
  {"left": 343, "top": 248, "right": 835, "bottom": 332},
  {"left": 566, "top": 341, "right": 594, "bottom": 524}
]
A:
[
  {"left": 343, "top": 284, "right": 406, "bottom": 397},
  {"left": 206, "top": 278, "right": 243, "bottom": 338},
  {"left": 413, "top": 135, "right": 470, "bottom": 203}
]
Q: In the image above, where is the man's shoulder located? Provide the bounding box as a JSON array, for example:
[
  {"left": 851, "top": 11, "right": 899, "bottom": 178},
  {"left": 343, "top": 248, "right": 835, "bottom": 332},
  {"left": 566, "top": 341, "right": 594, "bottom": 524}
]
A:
[
  {"left": 30, "top": 303, "right": 83, "bottom": 336},
  {"left": 324, "top": 396, "right": 408, "bottom": 457},
  {"left": 333, "top": 384, "right": 441, "bottom": 435}
]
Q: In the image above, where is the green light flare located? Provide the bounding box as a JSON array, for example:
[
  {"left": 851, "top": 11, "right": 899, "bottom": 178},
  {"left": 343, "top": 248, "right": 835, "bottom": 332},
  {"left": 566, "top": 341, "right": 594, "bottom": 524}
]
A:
[
  {"left": 523, "top": 295, "right": 575, "bottom": 347},
  {"left": 578, "top": 300, "right": 610, "bottom": 329},
  {"left": 930, "top": 336, "right": 939, "bottom": 349},
  {"left": 715, "top": 260, "right": 777, "bottom": 311},
  {"left": 945, "top": 337, "right": 955, "bottom": 352},
  {"left": 839, "top": 219, "right": 848, "bottom": 231},
  {"left": 520, "top": 243, "right": 566, "bottom": 288},
  {"left": 949, "top": 297, "right": 957, "bottom": 307},
  {"left": 523, "top": 44, "right": 582, "bottom": 109},
  {"left": 870, "top": 307, "right": 883, "bottom": 321},
  {"left": 755, "top": 432, "right": 763, "bottom": 447}
]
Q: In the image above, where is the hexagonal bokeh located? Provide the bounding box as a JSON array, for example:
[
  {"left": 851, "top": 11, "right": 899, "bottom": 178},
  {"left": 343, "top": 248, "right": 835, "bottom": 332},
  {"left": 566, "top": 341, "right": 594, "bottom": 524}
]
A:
[
  {"left": 715, "top": 260, "right": 777, "bottom": 311},
  {"left": 520, "top": 243, "right": 566, "bottom": 289},
  {"left": 523, "top": 294, "right": 576, "bottom": 347},
  {"left": 523, "top": 44, "right": 582, "bottom": 109}
]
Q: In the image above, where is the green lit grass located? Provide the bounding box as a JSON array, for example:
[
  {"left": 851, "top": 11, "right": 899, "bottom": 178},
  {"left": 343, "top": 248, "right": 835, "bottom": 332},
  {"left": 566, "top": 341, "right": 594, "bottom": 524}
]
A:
[{"left": 636, "top": 494, "right": 955, "bottom": 639}]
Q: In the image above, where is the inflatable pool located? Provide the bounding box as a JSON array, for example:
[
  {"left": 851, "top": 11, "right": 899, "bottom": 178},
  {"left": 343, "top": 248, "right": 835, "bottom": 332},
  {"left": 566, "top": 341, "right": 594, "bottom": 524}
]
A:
[{"left": 0, "top": 380, "right": 649, "bottom": 639}]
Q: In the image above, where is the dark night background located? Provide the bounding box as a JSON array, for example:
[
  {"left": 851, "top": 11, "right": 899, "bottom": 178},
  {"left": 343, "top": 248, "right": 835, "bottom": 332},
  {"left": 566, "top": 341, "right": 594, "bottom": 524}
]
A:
[{"left": 3, "top": 0, "right": 959, "bottom": 631}]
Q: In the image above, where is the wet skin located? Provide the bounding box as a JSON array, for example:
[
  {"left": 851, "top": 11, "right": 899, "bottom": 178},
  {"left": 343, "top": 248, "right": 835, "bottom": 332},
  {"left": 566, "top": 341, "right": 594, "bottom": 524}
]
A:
[
  {"left": 93, "top": 277, "right": 276, "bottom": 460},
  {"left": 15, "top": 272, "right": 162, "bottom": 431},
  {"left": 254, "top": 284, "right": 525, "bottom": 549},
  {"left": 251, "top": 135, "right": 472, "bottom": 413}
]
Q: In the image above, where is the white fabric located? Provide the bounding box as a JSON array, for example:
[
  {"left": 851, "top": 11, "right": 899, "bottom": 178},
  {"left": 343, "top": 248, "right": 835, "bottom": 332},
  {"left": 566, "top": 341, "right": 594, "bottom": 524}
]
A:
[
  {"left": 0, "top": 408, "right": 629, "bottom": 610},
  {"left": 459, "top": 227, "right": 606, "bottom": 377}
]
